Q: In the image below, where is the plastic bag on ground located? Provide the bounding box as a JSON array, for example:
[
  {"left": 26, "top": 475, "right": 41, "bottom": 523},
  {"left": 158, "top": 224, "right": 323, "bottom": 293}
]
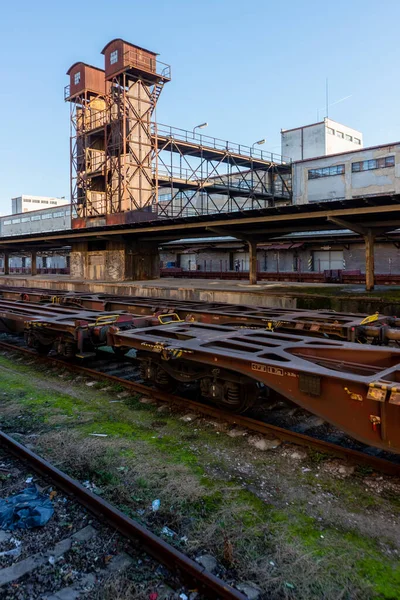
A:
[{"left": 0, "top": 486, "right": 54, "bottom": 531}]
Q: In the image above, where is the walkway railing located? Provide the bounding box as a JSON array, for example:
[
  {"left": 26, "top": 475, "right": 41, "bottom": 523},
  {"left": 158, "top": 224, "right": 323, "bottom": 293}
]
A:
[{"left": 154, "top": 123, "right": 291, "bottom": 165}]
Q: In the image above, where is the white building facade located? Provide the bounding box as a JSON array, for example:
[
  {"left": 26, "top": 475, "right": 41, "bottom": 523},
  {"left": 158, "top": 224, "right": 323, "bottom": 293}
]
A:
[
  {"left": 292, "top": 142, "right": 400, "bottom": 204},
  {"left": 11, "top": 195, "right": 69, "bottom": 215},
  {"left": 281, "top": 118, "right": 363, "bottom": 162}
]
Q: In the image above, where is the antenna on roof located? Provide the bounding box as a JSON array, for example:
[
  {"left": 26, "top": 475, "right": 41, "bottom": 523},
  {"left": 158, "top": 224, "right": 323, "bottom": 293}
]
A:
[
  {"left": 317, "top": 90, "right": 352, "bottom": 122},
  {"left": 325, "top": 78, "right": 329, "bottom": 119}
]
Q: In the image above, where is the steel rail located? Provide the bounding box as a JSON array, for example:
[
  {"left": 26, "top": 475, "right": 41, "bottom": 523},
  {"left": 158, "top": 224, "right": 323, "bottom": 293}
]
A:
[
  {"left": 0, "top": 340, "right": 399, "bottom": 476},
  {"left": 0, "top": 430, "right": 246, "bottom": 600}
]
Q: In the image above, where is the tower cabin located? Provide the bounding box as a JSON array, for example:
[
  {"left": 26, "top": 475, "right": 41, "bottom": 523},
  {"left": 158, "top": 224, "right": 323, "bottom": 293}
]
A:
[
  {"left": 65, "top": 62, "right": 107, "bottom": 101},
  {"left": 101, "top": 39, "right": 171, "bottom": 83}
]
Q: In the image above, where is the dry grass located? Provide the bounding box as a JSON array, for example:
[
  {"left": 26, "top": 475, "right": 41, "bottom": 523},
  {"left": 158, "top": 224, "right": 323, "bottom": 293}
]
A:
[
  {"left": 92, "top": 575, "right": 147, "bottom": 600},
  {"left": 38, "top": 430, "right": 212, "bottom": 507}
]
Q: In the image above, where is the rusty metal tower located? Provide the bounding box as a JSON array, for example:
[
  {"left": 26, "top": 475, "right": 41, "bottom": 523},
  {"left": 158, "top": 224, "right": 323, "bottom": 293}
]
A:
[
  {"left": 65, "top": 63, "right": 109, "bottom": 223},
  {"left": 101, "top": 40, "right": 170, "bottom": 222},
  {"left": 66, "top": 40, "right": 170, "bottom": 228}
]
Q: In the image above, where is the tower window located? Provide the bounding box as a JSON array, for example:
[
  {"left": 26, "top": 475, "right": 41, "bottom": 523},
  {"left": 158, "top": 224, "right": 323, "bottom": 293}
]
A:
[
  {"left": 74, "top": 72, "right": 81, "bottom": 85},
  {"left": 110, "top": 50, "right": 118, "bottom": 65}
]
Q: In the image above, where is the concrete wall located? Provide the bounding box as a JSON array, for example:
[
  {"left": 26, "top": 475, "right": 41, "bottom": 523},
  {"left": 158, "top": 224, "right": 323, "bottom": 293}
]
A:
[
  {"left": 281, "top": 118, "right": 363, "bottom": 162},
  {"left": 293, "top": 143, "right": 400, "bottom": 204},
  {"left": 281, "top": 123, "right": 325, "bottom": 162},
  {"left": 324, "top": 119, "right": 363, "bottom": 155},
  {"left": 160, "top": 242, "right": 400, "bottom": 275},
  {"left": 1, "top": 206, "right": 72, "bottom": 237},
  {"left": 70, "top": 240, "right": 160, "bottom": 281},
  {"left": 344, "top": 243, "right": 400, "bottom": 274}
]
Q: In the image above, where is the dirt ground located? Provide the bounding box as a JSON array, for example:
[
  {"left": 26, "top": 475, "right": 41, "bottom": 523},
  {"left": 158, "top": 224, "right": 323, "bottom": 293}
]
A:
[{"left": 1, "top": 350, "right": 400, "bottom": 599}]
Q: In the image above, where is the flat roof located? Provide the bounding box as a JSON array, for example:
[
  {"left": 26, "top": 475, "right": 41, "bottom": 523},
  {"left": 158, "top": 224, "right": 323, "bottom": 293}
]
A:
[
  {"left": 281, "top": 118, "right": 362, "bottom": 136},
  {"left": 293, "top": 140, "right": 400, "bottom": 165}
]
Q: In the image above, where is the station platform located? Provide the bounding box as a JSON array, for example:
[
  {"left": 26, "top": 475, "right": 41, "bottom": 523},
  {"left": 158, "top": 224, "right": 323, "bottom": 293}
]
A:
[{"left": 0, "top": 274, "right": 400, "bottom": 313}]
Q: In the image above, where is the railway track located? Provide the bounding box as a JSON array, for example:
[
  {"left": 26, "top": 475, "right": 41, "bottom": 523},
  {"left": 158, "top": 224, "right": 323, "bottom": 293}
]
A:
[
  {"left": 1, "top": 338, "right": 400, "bottom": 478},
  {"left": 0, "top": 431, "right": 246, "bottom": 600}
]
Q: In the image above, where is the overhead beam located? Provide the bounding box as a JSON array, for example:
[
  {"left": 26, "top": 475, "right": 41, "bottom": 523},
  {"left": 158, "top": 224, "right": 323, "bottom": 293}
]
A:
[
  {"left": 327, "top": 217, "right": 367, "bottom": 236},
  {"left": 328, "top": 217, "right": 392, "bottom": 237},
  {"left": 2, "top": 200, "right": 400, "bottom": 247},
  {"left": 206, "top": 226, "right": 249, "bottom": 242}
]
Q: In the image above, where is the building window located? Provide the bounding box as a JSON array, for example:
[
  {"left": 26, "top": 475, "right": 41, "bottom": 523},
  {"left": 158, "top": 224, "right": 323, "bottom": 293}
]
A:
[
  {"left": 110, "top": 50, "right": 118, "bottom": 65},
  {"left": 345, "top": 134, "right": 353, "bottom": 142},
  {"left": 336, "top": 131, "right": 344, "bottom": 139},
  {"left": 308, "top": 164, "right": 345, "bottom": 179},
  {"left": 352, "top": 156, "right": 395, "bottom": 172},
  {"left": 354, "top": 137, "right": 361, "bottom": 145},
  {"left": 327, "top": 127, "right": 335, "bottom": 135},
  {"left": 74, "top": 72, "right": 81, "bottom": 85}
]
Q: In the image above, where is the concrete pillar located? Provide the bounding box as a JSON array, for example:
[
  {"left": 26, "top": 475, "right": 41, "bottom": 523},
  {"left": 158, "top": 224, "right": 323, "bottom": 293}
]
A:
[
  {"left": 69, "top": 239, "right": 160, "bottom": 282},
  {"left": 31, "top": 251, "right": 37, "bottom": 276},
  {"left": 248, "top": 240, "right": 257, "bottom": 285},
  {"left": 3, "top": 253, "right": 9, "bottom": 275},
  {"left": 364, "top": 230, "right": 375, "bottom": 292}
]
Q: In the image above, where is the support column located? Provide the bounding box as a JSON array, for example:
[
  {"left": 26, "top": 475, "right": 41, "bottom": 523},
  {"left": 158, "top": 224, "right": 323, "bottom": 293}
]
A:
[
  {"left": 70, "top": 239, "right": 160, "bottom": 282},
  {"left": 3, "top": 253, "right": 9, "bottom": 275},
  {"left": 248, "top": 240, "right": 258, "bottom": 285},
  {"left": 31, "top": 251, "right": 37, "bottom": 276},
  {"left": 365, "top": 230, "right": 375, "bottom": 292}
]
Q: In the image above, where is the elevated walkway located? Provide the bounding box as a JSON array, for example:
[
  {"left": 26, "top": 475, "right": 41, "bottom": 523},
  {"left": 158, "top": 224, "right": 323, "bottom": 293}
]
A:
[{"left": 154, "top": 124, "right": 291, "bottom": 170}]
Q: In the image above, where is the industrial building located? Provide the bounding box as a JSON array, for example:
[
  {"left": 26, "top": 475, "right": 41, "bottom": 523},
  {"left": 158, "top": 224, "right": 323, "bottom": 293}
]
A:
[
  {"left": 281, "top": 118, "right": 363, "bottom": 162},
  {"left": 159, "top": 128, "right": 400, "bottom": 279},
  {"left": 11, "top": 195, "right": 68, "bottom": 215},
  {"left": 291, "top": 141, "right": 399, "bottom": 204}
]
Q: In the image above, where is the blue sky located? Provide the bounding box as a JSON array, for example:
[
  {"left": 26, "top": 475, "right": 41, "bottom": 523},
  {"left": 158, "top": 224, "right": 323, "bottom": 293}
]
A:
[{"left": 0, "top": 0, "right": 397, "bottom": 214}]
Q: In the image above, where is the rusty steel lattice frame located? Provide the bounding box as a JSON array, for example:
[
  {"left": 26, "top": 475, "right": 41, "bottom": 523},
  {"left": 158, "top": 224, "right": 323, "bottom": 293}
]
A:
[
  {"left": 67, "top": 50, "right": 170, "bottom": 222},
  {"left": 106, "top": 73, "right": 156, "bottom": 214},
  {"left": 68, "top": 89, "right": 108, "bottom": 219},
  {"left": 153, "top": 124, "right": 292, "bottom": 219},
  {"left": 67, "top": 51, "right": 291, "bottom": 222}
]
